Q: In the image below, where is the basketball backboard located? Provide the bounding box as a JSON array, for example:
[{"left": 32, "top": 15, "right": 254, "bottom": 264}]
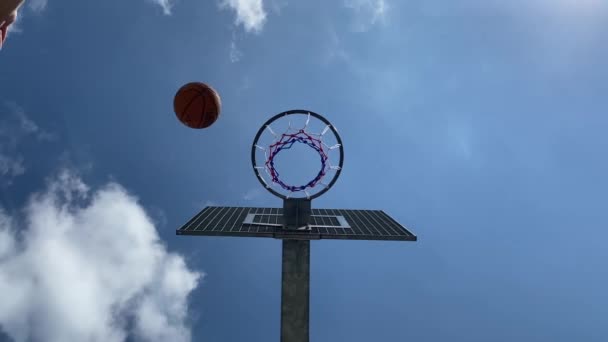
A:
[{"left": 177, "top": 206, "right": 417, "bottom": 241}]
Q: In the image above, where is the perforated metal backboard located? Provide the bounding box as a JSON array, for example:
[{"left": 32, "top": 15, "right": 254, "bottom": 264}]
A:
[{"left": 177, "top": 206, "right": 417, "bottom": 241}]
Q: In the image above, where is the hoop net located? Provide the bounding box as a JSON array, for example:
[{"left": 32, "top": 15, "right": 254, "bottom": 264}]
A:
[{"left": 253, "top": 112, "right": 342, "bottom": 199}]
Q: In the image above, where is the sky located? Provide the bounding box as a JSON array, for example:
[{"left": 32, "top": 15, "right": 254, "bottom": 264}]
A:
[{"left": 1, "top": 0, "right": 607, "bottom": 341}]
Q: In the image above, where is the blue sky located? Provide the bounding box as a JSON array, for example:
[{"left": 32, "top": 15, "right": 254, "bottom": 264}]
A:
[{"left": 1, "top": 0, "right": 607, "bottom": 341}]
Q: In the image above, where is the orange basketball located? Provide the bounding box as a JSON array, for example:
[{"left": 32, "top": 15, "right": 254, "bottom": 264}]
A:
[{"left": 174, "top": 82, "right": 221, "bottom": 129}]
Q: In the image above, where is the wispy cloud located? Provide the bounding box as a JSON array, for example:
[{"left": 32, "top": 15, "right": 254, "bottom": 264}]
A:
[
  {"left": 220, "top": 0, "right": 267, "bottom": 33},
  {"left": 8, "top": 102, "right": 55, "bottom": 141},
  {"left": 242, "top": 187, "right": 263, "bottom": 201},
  {"left": 220, "top": 1, "right": 272, "bottom": 62},
  {"left": 322, "top": 27, "right": 351, "bottom": 66},
  {"left": 192, "top": 199, "right": 218, "bottom": 210},
  {"left": 0, "top": 170, "right": 202, "bottom": 342},
  {"left": 203, "top": 200, "right": 217, "bottom": 207},
  {"left": 0, "top": 154, "right": 24, "bottom": 180},
  {"left": 148, "top": 0, "right": 174, "bottom": 15},
  {"left": 344, "top": 0, "right": 388, "bottom": 32},
  {"left": 27, "top": 0, "right": 48, "bottom": 12},
  {"left": 230, "top": 40, "right": 243, "bottom": 63},
  {"left": 149, "top": 205, "right": 168, "bottom": 228},
  {"left": 0, "top": 102, "right": 54, "bottom": 185}
]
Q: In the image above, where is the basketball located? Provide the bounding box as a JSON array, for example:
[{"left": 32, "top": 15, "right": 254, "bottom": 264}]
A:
[{"left": 174, "top": 82, "right": 221, "bottom": 129}]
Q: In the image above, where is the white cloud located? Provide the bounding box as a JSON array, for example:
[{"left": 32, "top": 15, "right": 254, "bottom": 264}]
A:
[
  {"left": 0, "top": 170, "right": 202, "bottom": 342},
  {"left": 148, "top": 0, "right": 174, "bottom": 15},
  {"left": 220, "top": 0, "right": 267, "bottom": 33},
  {"left": 344, "top": 0, "right": 388, "bottom": 32}
]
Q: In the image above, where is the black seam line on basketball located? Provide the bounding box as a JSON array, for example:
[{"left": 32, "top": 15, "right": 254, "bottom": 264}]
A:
[
  {"left": 187, "top": 88, "right": 217, "bottom": 128},
  {"left": 179, "top": 88, "right": 203, "bottom": 101},
  {"left": 185, "top": 86, "right": 211, "bottom": 100},
  {"left": 181, "top": 90, "right": 202, "bottom": 125},
  {"left": 182, "top": 87, "right": 207, "bottom": 97},
  {"left": 195, "top": 87, "right": 220, "bottom": 109},
  {"left": 198, "top": 93, "right": 208, "bottom": 128}
]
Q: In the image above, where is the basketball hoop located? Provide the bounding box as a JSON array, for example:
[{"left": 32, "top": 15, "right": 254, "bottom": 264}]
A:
[{"left": 251, "top": 110, "right": 344, "bottom": 200}]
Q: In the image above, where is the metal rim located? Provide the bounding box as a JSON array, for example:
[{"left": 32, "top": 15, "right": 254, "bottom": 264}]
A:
[{"left": 251, "top": 109, "right": 344, "bottom": 200}]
